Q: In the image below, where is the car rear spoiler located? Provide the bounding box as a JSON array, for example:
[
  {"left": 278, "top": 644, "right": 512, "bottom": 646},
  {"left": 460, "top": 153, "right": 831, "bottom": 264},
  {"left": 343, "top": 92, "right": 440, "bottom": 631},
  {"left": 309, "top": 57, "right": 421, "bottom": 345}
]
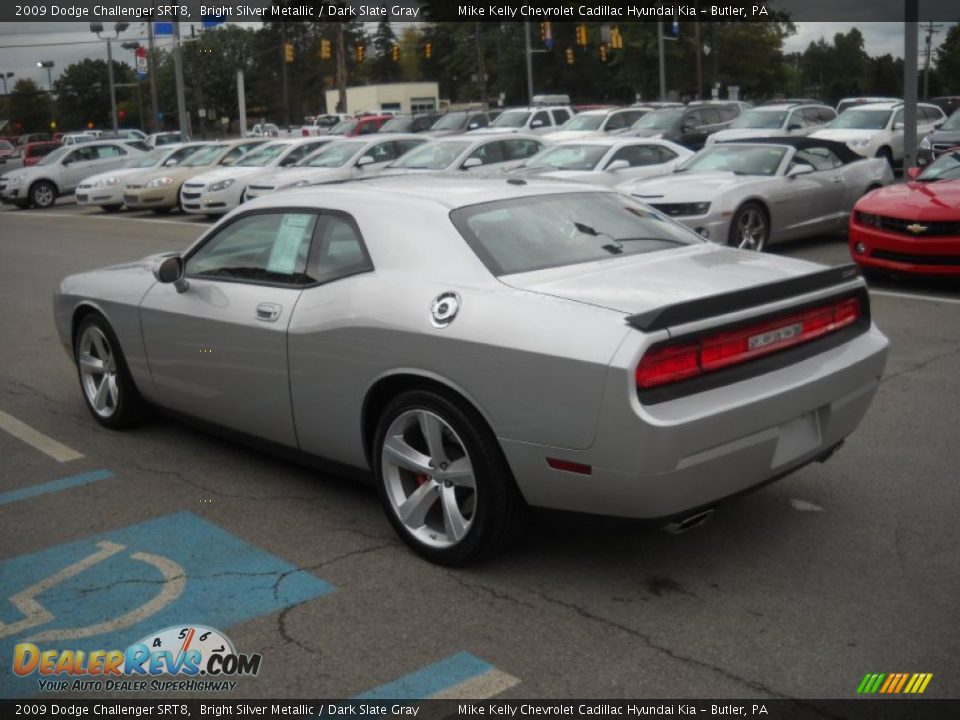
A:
[{"left": 626, "top": 263, "right": 864, "bottom": 332}]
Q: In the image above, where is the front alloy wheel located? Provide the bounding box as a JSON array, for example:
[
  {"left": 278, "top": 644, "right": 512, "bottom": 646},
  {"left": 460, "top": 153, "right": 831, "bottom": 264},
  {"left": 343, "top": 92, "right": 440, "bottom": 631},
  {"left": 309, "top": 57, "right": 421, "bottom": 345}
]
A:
[
  {"left": 730, "top": 203, "right": 769, "bottom": 251},
  {"left": 374, "top": 389, "right": 524, "bottom": 565},
  {"left": 74, "top": 315, "right": 146, "bottom": 428}
]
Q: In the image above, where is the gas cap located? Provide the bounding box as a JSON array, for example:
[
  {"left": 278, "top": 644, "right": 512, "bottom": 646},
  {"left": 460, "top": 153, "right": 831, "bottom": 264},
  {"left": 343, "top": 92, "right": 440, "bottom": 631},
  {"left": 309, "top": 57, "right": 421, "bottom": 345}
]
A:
[{"left": 430, "top": 292, "right": 461, "bottom": 328}]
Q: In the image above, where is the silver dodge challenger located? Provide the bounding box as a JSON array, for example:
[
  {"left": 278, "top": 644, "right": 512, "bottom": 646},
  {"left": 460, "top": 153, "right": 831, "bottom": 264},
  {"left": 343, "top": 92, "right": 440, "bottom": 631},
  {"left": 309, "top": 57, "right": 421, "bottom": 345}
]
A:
[{"left": 54, "top": 176, "right": 890, "bottom": 564}]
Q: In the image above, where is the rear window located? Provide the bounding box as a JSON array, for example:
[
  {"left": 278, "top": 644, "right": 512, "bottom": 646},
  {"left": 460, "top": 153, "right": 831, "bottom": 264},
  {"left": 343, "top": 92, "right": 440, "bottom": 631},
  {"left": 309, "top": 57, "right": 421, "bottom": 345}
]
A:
[{"left": 450, "top": 192, "right": 699, "bottom": 276}]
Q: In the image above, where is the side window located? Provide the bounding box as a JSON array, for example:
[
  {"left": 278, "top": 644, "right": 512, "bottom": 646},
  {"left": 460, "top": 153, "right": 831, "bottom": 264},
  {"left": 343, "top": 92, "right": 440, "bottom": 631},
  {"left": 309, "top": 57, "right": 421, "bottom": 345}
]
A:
[
  {"left": 621, "top": 110, "right": 644, "bottom": 126},
  {"left": 364, "top": 141, "right": 398, "bottom": 163},
  {"left": 68, "top": 146, "right": 96, "bottom": 163},
  {"left": 551, "top": 109, "right": 571, "bottom": 126},
  {"left": 656, "top": 146, "right": 679, "bottom": 163},
  {"left": 715, "top": 107, "right": 736, "bottom": 122},
  {"left": 818, "top": 108, "right": 837, "bottom": 124},
  {"left": 469, "top": 113, "right": 489, "bottom": 129},
  {"left": 892, "top": 109, "right": 904, "bottom": 128},
  {"left": 532, "top": 111, "right": 550, "bottom": 128},
  {"left": 608, "top": 144, "right": 662, "bottom": 168},
  {"left": 604, "top": 113, "right": 628, "bottom": 131},
  {"left": 282, "top": 144, "right": 316, "bottom": 166},
  {"left": 307, "top": 213, "right": 374, "bottom": 283},
  {"left": 95, "top": 145, "right": 125, "bottom": 159},
  {"left": 394, "top": 139, "right": 425, "bottom": 156},
  {"left": 185, "top": 212, "right": 318, "bottom": 285},
  {"left": 685, "top": 110, "right": 705, "bottom": 128},
  {"left": 794, "top": 147, "right": 840, "bottom": 171},
  {"left": 220, "top": 147, "right": 247, "bottom": 165},
  {"left": 467, "top": 141, "right": 505, "bottom": 165},
  {"left": 502, "top": 138, "right": 542, "bottom": 161}
]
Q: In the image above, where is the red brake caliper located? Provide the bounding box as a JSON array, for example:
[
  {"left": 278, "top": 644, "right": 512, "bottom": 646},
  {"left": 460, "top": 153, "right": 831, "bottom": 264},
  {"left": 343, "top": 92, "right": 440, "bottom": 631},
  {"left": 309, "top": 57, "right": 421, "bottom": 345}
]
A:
[{"left": 415, "top": 473, "right": 429, "bottom": 487}]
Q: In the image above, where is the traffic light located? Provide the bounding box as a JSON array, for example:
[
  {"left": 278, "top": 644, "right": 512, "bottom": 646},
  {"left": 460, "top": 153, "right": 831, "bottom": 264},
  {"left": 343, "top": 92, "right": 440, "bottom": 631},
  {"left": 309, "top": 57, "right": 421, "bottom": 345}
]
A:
[
  {"left": 610, "top": 26, "right": 623, "bottom": 49},
  {"left": 539, "top": 22, "right": 546, "bottom": 41},
  {"left": 543, "top": 21, "right": 553, "bottom": 48},
  {"left": 565, "top": 47, "right": 574, "bottom": 64},
  {"left": 320, "top": 38, "right": 331, "bottom": 59},
  {"left": 355, "top": 44, "right": 365, "bottom": 64},
  {"left": 283, "top": 42, "right": 294, "bottom": 63},
  {"left": 599, "top": 44, "right": 608, "bottom": 63},
  {"left": 576, "top": 24, "right": 587, "bottom": 47},
  {"left": 663, "top": 19, "right": 679, "bottom": 38},
  {"left": 424, "top": 42, "right": 432, "bottom": 59},
  {"left": 391, "top": 45, "right": 400, "bottom": 62}
]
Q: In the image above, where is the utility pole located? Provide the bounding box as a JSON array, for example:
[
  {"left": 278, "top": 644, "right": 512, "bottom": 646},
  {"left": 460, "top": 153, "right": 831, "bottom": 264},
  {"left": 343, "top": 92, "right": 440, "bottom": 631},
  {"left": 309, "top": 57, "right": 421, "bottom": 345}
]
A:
[
  {"left": 173, "top": 21, "right": 189, "bottom": 137},
  {"left": 903, "top": 0, "right": 918, "bottom": 171},
  {"left": 524, "top": 21, "right": 533, "bottom": 104},
  {"left": 147, "top": 22, "right": 159, "bottom": 131},
  {"left": 475, "top": 22, "right": 487, "bottom": 109},
  {"left": 694, "top": 21, "right": 703, "bottom": 100},
  {"left": 657, "top": 22, "right": 666, "bottom": 101},
  {"left": 280, "top": 24, "right": 290, "bottom": 127},
  {"left": 335, "top": 23, "right": 347, "bottom": 113},
  {"left": 237, "top": 69, "right": 247, "bottom": 136},
  {"left": 922, "top": 21, "right": 942, "bottom": 100}
]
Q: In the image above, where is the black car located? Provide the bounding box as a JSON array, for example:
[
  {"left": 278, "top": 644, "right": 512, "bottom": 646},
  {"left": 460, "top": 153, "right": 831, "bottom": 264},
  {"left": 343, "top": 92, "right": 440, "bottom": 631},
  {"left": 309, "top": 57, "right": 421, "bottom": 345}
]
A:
[
  {"left": 621, "top": 103, "right": 741, "bottom": 150},
  {"left": 919, "top": 108, "right": 960, "bottom": 166},
  {"left": 378, "top": 112, "right": 444, "bottom": 134},
  {"left": 423, "top": 110, "right": 493, "bottom": 137}
]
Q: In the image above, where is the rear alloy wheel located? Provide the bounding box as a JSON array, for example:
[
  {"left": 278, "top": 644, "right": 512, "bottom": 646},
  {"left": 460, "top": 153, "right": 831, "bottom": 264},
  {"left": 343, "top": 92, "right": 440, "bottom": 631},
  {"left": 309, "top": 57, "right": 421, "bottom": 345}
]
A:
[
  {"left": 729, "top": 202, "right": 769, "bottom": 252},
  {"left": 30, "top": 180, "right": 57, "bottom": 209},
  {"left": 374, "top": 389, "right": 523, "bottom": 565},
  {"left": 74, "top": 315, "right": 146, "bottom": 429}
]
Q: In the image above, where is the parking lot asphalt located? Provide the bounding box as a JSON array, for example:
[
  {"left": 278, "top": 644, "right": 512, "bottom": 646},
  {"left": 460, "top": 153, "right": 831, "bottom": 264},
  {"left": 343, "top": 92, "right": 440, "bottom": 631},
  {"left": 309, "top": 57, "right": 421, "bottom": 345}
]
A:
[{"left": 1, "top": 199, "right": 958, "bottom": 700}]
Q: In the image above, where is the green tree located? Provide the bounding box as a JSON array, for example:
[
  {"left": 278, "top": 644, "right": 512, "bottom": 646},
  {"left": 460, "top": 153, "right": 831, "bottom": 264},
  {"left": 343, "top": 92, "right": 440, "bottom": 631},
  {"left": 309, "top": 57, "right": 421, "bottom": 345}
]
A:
[
  {"left": 54, "top": 59, "right": 134, "bottom": 131},
  {"left": 934, "top": 23, "right": 960, "bottom": 94},
  {"left": 9, "top": 78, "right": 53, "bottom": 134},
  {"left": 370, "top": 20, "right": 400, "bottom": 83}
]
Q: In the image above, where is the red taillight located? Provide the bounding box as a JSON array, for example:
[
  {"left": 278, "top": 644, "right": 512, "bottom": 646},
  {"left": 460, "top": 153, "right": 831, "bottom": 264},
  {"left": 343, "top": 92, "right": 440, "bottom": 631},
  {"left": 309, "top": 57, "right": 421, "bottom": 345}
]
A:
[{"left": 636, "top": 296, "right": 862, "bottom": 390}]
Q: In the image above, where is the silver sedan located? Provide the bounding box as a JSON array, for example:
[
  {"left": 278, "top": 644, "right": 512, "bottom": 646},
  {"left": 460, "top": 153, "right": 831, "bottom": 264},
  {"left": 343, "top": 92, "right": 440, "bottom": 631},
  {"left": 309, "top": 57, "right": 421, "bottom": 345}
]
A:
[{"left": 55, "top": 177, "right": 888, "bottom": 564}]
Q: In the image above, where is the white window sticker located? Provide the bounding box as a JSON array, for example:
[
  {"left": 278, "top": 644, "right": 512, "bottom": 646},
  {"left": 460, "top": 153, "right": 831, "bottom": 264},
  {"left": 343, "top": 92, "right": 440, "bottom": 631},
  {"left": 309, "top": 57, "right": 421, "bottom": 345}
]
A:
[{"left": 266, "top": 213, "right": 313, "bottom": 274}]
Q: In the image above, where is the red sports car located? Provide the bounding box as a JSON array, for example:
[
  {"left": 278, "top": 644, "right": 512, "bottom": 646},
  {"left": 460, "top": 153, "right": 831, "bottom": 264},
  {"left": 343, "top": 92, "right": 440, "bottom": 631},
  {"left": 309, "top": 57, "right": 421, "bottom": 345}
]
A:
[{"left": 849, "top": 148, "right": 960, "bottom": 276}]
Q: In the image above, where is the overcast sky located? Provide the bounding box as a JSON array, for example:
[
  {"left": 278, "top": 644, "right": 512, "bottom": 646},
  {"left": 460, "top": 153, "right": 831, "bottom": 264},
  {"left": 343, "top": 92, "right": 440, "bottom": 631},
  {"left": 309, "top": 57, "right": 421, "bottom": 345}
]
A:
[{"left": 0, "top": 21, "right": 955, "bottom": 91}]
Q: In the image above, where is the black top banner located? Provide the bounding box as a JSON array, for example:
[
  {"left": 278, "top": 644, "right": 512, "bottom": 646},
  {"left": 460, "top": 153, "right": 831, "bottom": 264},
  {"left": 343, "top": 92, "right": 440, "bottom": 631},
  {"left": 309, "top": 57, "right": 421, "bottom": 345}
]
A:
[
  {"left": 0, "top": 0, "right": 957, "bottom": 23},
  {"left": 1, "top": 699, "right": 960, "bottom": 719}
]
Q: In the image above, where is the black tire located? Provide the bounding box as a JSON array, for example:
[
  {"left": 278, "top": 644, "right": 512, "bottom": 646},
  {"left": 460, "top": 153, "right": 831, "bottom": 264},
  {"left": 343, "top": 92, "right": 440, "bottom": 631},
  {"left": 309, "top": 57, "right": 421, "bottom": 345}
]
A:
[
  {"left": 373, "top": 389, "right": 525, "bottom": 565},
  {"left": 29, "top": 180, "right": 57, "bottom": 209},
  {"left": 100, "top": 204, "right": 123, "bottom": 213},
  {"left": 13, "top": 201, "right": 30, "bottom": 210},
  {"left": 728, "top": 202, "right": 770, "bottom": 252},
  {"left": 73, "top": 314, "right": 148, "bottom": 429}
]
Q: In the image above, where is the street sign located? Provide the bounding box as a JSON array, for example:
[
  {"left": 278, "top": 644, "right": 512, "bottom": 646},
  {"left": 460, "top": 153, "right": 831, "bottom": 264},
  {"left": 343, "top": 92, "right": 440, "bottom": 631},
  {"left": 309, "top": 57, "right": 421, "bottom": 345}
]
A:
[
  {"left": 135, "top": 47, "right": 147, "bottom": 80},
  {"left": 154, "top": 22, "right": 173, "bottom": 36}
]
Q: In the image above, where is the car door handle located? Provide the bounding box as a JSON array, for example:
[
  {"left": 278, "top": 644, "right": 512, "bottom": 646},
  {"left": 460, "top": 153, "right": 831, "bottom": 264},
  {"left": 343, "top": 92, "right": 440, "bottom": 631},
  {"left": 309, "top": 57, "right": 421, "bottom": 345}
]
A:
[
  {"left": 255, "top": 302, "right": 282, "bottom": 322},
  {"left": 831, "top": 177, "right": 844, "bottom": 183}
]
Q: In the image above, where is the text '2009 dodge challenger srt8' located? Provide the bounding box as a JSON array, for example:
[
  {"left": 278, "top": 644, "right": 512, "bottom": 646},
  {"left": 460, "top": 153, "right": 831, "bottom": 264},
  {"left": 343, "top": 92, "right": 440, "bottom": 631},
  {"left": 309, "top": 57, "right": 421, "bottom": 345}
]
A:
[{"left": 54, "top": 176, "right": 889, "bottom": 564}]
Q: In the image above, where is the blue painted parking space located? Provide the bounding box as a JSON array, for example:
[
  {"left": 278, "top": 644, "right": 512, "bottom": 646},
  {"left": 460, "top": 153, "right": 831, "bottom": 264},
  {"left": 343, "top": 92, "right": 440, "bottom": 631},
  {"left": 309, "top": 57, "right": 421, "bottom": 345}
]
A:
[
  {"left": 0, "top": 469, "right": 114, "bottom": 506},
  {"left": 356, "top": 651, "right": 499, "bottom": 699},
  {"left": 0, "top": 511, "right": 334, "bottom": 697}
]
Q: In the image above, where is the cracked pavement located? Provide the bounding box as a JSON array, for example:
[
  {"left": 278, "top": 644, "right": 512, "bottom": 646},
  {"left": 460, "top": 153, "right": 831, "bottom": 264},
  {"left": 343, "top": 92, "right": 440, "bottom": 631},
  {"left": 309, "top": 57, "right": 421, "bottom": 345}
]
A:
[{"left": 1, "top": 202, "right": 958, "bottom": 699}]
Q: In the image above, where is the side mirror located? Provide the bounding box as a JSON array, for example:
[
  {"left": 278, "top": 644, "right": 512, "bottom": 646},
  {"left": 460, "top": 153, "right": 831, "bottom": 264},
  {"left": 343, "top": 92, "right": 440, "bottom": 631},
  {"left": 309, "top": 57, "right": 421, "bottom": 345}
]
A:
[
  {"left": 468, "top": 123, "right": 480, "bottom": 130},
  {"left": 531, "top": 120, "right": 544, "bottom": 128},
  {"left": 933, "top": 119, "right": 945, "bottom": 129},
  {"left": 461, "top": 157, "right": 483, "bottom": 169},
  {"left": 906, "top": 166, "right": 921, "bottom": 180},
  {"left": 154, "top": 256, "right": 189, "bottom": 293},
  {"left": 61, "top": 157, "right": 73, "bottom": 166},
  {"left": 356, "top": 155, "right": 375, "bottom": 167},
  {"left": 164, "top": 158, "right": 178, "bottom": 166},
  {"left": 787, "top": 163, "right": 814, "bottom": 178},
  {"left": 606, "top": 159, "right": 630, "bottom": 171},
  {"left": 893, "top": 122, "right": 904, "bottom": 131}
]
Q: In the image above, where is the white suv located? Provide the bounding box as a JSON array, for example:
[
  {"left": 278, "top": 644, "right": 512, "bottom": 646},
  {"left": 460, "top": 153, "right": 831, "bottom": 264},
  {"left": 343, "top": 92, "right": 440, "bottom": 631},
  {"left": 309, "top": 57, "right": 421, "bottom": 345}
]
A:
[
  {"left": 0, "top": 140, "right": 147, "bottom": 209},
  {"left": 810, "top": 101, "right": 945, "bottom": 166},
  {"left": 472, "top": 106, "right": 574, "bottom": 135},
  {"left": 707, "top": 103, "right": 836, "bottom": 145}
]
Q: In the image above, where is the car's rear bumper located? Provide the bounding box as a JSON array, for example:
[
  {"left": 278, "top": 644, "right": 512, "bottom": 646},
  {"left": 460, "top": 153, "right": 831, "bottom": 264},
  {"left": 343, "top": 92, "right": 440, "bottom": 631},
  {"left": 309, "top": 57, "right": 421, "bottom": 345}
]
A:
[
  {"left": 501, "top": 325, "right": 888, "bottom": 519},
  {"left": 850, "top": 223, "right": 960, "bottom": 276}
]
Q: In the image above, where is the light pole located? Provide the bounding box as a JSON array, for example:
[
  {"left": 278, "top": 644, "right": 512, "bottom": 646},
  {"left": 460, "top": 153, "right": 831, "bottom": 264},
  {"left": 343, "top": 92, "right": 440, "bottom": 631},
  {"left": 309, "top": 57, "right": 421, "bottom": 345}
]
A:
[
  {"left": 1, "top": 72, "right": 13, "bottom": 95},
  {"left": 90, "top": 22, "right": 130, "bottom": 132},
  {"left": 37, "top": 61, "right": 54, "bottom": 92},
  {"left": 121, "top": 40, "right": 146, "bottom": 131}
]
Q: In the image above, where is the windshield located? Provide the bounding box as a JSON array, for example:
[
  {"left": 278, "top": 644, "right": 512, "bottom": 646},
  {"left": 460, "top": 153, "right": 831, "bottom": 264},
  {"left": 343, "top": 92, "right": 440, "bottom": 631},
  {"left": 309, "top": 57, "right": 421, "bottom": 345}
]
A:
[
  {"left": 524, "top": 144, "right": 609, "bottom": 171},
  {"left": 379, "top": 117, "right": 413, "bottom": 132},
  {"left": 561, "top": 115, "right": 605, "bottom": 131},
  {"left": 941, "top": 111, "right": 960, "bottom": 131},
  {"left": 918, "top": 150, "right": 960, "bottom": 181},
  {"left": 492, "top": 111, "right": 531, "bottom": 129},
  {"left": 237, "top": 143, "right": 288, "bottom": 167},
  {"left": 37, "top": 146, "right": 70, "bottom": 166},
  {"left": 633, "top": 109, "right": 683, "bottom": 130},
  {"left": 431, "top": 112, "right": 467, "bottom": 130},
  {"left": 730, "top": 110, "right": 787, "bottom": 130},
  {"left": 329, "top": 120, "right": 358, "bottom": 135},
  {"left": 128, "top": 147, "right": 170, "bottom": 168},
  {"left": 451, "top": 192, "right": 698, "bottom": 276},
  {"left": 677, "top": 145, "right": 787, "bottom": 176},
  {"left": 182, "top": 144, "right": 228, "bottom": 166},
  {"left": 390, "top": 141, "right": 470, "bottom": 169},
  {"left": 303, "top": 142, "right": 362, "bottom": 168},
  {"left": 828, "top": 110, "right": 891, "bottom": 130}
]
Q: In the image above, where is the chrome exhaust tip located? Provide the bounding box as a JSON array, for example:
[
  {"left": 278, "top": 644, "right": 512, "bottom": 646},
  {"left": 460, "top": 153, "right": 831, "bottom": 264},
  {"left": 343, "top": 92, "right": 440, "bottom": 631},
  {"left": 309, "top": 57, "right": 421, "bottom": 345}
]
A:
[{"left": 662, "top": 508, "right": 715, "bottom": 535}]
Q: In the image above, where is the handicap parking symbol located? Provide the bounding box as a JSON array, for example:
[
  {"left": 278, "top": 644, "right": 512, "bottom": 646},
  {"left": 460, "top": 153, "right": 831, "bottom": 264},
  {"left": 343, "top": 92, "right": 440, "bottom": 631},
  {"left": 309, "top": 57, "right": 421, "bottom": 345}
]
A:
[{"left": 0, "top": 511, "right": 334, "bottom": 697}]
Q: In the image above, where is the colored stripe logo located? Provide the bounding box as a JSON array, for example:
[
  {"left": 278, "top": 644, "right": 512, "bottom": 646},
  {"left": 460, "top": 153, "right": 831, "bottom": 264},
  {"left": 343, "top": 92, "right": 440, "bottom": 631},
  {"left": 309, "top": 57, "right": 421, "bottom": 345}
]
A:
[{"left": 857, "top": 672, "right": 933, "bottom": 694}]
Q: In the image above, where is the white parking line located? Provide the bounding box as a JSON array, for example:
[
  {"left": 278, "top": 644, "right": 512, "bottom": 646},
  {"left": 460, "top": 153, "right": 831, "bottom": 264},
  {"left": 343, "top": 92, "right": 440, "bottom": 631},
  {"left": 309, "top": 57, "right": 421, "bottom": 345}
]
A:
[
  {"left": 869, "top": 289, "right": 960, "bottom": 305},
  {"left": 3, "top": 211, "right": 204, "bottom": 227},
  {"left": 0, "top": 409, "right": 83, "bottom": 462},
  {"left": 431, "top": 668, "right": 521, "bottom": 700}
]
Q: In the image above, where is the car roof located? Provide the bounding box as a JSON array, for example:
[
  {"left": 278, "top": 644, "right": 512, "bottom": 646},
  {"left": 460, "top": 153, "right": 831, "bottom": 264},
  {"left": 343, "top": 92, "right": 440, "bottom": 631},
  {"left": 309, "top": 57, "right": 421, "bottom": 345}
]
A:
[
  {"left": 854, "top": 102, "right": 901, "bottom": 110},
  {"left": 252, "top": 174, "right": 606, "bottom": 212},
  {"left": 720, "top": 136, "right": 862, "bottom": 163}
]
